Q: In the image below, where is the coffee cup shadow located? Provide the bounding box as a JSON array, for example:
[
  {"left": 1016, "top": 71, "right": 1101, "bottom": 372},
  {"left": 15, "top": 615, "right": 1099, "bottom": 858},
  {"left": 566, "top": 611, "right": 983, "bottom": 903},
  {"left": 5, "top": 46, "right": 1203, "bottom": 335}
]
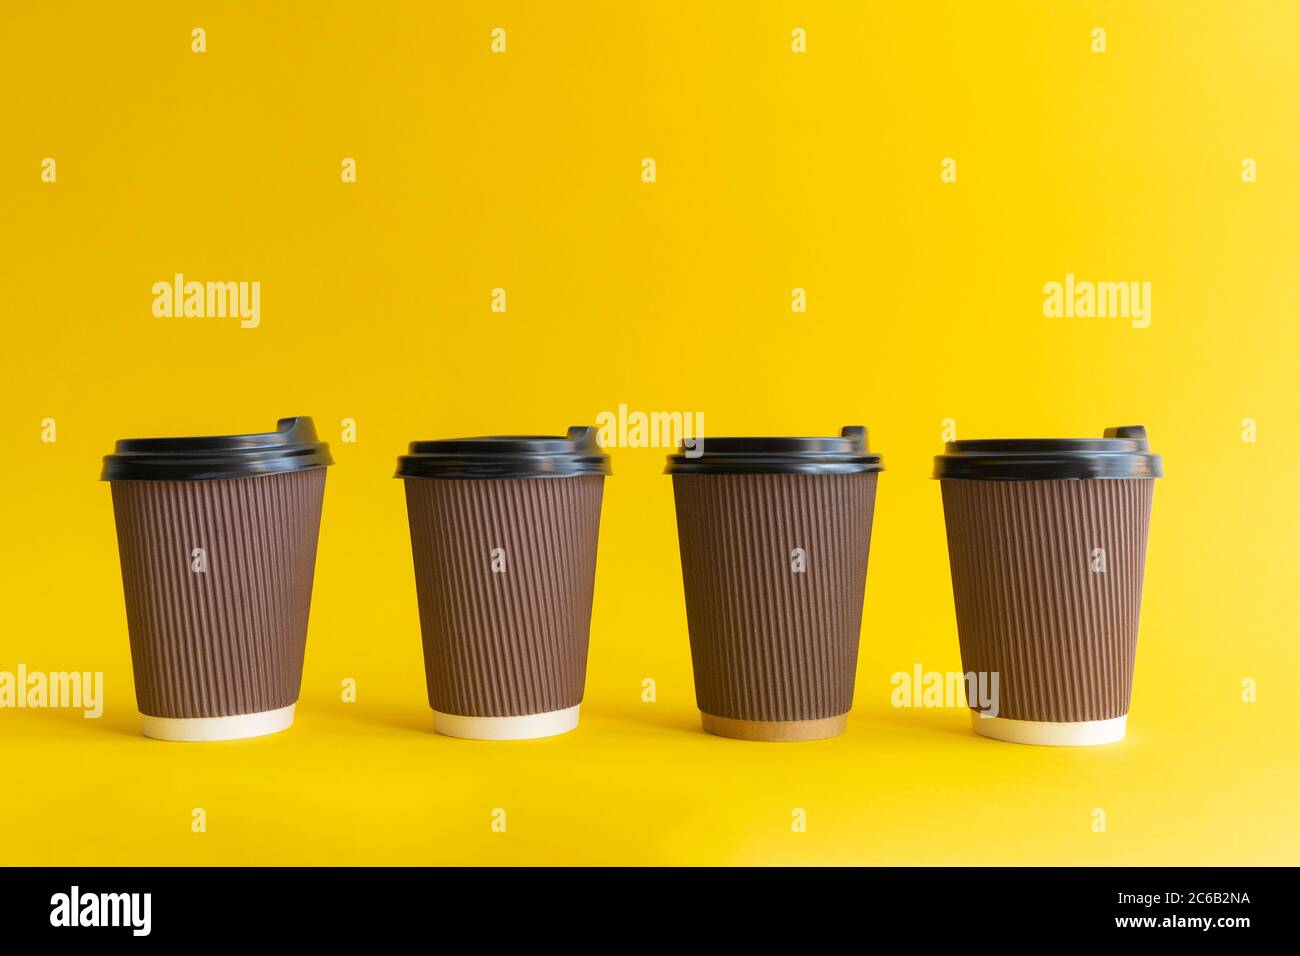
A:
[
  {"left": 315, "top": 701, "right": 436, "bottom": 736},
  {"left": 868, "top": 705, "right": 973, "bottom": 740},
  {"left": 590, "top": 705, "right": 702, "bottom": 737},
  {"left": 6, "top": 707, "right": 142, "bottom": 739}
]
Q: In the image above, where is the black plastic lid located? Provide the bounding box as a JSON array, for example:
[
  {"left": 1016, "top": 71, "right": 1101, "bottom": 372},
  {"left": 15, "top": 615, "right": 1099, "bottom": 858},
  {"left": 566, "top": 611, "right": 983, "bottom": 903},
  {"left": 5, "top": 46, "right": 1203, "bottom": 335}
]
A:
[
  {"left": 664, "top": 426, "right": 883, "bottom": 476},
  {"left": 933, "top": 425, "right": 1163, "bottom": 480},
  {"left": 102, "top": 417, "right": 333, "bottom": 481},
  {"left": 396, "top": 426, "right": 611, "bottom": 480}
]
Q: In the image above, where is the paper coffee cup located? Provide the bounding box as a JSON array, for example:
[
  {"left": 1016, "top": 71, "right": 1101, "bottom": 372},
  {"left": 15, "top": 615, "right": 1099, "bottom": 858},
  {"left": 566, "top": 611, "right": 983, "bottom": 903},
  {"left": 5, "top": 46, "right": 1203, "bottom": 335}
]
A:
[
  {"left": 933, "top": 425, "right": 1162, "bottom": 746},
  {"left": 102, "top": 417, "right": 332, "bottom": 741},
  {"left": 396, "top": 427, "right": 609, "bottom": 740},
  {"left": 666, "top": 427, "right": 882, "bottom": 741}
]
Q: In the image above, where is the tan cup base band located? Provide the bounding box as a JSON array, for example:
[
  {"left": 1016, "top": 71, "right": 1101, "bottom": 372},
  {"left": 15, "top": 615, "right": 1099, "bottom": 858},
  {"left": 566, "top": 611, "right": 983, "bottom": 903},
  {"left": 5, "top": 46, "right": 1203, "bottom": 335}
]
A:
[
  {"left": 971, "top": 711, "right": 1127, "bottom": 746},
  {"left": 700, "top": 712, "right": 848, "bottom": 742},
  {"left": 140, "top": 704, "right": 296, "bottom": 742}
]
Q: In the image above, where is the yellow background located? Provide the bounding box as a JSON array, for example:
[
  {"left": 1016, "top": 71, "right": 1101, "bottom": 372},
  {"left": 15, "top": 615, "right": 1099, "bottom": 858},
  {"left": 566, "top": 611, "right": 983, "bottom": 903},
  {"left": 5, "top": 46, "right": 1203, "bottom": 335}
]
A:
[{"left": 1, "top": 1, "right": 1296, "bottom": 865}]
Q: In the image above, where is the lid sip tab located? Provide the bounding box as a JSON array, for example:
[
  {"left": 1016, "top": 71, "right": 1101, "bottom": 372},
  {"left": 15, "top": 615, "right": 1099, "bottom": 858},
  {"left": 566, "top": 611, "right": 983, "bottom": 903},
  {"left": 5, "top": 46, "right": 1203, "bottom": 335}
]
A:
[
  {"left": 932, "top": 425, "right": 1163, "bottom": 481},
  {"left": 664, "top": 425, "right": 883, "bottom": 476},
  {"left": 395, "top": 426, "right": 612, "bottom": 480},
  {"left": 101, "top": 417, "right": 333, "bottom": 481}
]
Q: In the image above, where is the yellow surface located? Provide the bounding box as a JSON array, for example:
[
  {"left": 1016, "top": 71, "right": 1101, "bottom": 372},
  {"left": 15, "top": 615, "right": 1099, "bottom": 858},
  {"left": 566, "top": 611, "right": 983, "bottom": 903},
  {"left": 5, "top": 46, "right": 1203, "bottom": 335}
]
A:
[{"left": 1, "top": 2, "right": 1297, "bottom": 865}]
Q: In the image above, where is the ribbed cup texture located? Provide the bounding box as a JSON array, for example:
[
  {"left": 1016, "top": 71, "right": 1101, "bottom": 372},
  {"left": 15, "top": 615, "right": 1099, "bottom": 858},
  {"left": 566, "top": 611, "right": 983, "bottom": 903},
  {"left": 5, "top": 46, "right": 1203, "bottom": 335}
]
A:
[
  {"left": 671, "top": 473, "right": 877, "bottom": 722},
  {"left": 109, "top": 469, "right": 327, "bottom": 719},
  {"left": 940, "top": 478, "right": 1153, "bottom": 722},
  {"left": 403, "top": 476, "right": 604, "bottom": 718}
]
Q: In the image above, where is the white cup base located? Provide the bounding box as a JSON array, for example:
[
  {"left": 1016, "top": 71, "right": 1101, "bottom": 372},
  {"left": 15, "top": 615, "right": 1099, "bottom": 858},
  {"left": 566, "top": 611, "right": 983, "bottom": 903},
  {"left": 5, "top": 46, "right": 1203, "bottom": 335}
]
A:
[
  {"left": 140, "top": 703, "right": 296, "bottom": 742},
  {"left": 432, "top": 705, "right": 580, "bottom": 740},
  {"left": 970, "top": 710, "right": 1127, "bottom": 746}
]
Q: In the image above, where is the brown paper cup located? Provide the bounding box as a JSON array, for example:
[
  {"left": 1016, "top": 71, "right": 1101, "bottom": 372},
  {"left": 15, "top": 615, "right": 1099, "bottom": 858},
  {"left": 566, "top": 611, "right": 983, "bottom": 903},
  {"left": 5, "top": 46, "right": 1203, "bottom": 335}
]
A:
[
  {"left": 671, "top": 471, "right": 878, "bottom": 741},
  {"left": 403, "top": 475, "right": 605, "bottom": 740},
  {"left": 940, "top": 477, "right": 1154, "bottom": 745},
  {"left": 110, "top": 469, "right": 327, "bottom": 741}
]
